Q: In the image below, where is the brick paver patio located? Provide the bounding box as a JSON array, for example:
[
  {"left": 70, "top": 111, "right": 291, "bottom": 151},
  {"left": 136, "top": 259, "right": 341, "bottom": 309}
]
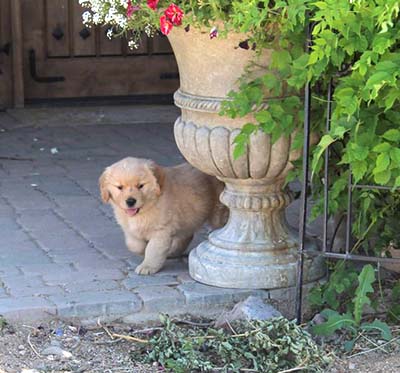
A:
[{"left": 0, "top": 105, "right": 314, "bottom": 324}]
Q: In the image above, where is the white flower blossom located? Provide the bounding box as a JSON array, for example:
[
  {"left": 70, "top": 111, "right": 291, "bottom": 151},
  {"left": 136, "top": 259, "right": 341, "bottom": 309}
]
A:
[
  {"left": 106, "top": 28, "right": 113, "bottom": 39},
  {"left": 82, "top": 11, "right": 92, "bottom": 24},
  {"left": 128, "top": 39, "right": 139, "bottom": 49},
  {"left": 115, "top": 14, "right": 127, "bottom": 29},
  {"left": 144, "top": 24, "right": 155, "bottom": 37},
  {"left": 93, "top": 12, "right": 102, "bottom": 24},
  {"left": 79, "top": 0, "right": 153, "bottom": 48}
]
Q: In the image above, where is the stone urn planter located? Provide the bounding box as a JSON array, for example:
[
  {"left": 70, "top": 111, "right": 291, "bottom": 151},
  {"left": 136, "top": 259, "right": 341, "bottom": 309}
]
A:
[{"left": 168, "top": 27, "right": 324, "bottom": 289}]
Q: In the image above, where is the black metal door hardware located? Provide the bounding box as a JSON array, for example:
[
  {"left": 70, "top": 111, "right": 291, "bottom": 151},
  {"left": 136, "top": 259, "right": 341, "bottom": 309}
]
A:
[
  {"left": 79, "top": 28, "right": 91, "bottom": 40},
  {"left": 160, "top": 72, "right": 179, "bottom": 80},
  {"left": 0, "top": 43, "right": 11, "bottom": 55},
  {"left": 29, "top": 49, "right": 65, "bottom": 83},
  {"left": 52, "top": 26, "right": 64, "bottom": 41}
]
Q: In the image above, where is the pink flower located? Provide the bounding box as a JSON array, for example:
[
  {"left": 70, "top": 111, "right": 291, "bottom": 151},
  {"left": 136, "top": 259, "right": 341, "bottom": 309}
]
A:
[
  {"left": 164, "top": 3, "right": 184, "bottom": 26},
  {"left": 160, "top": 15, "right": 173, "bottom": 35},
  {"left": 209, "top": 26, "right": 218, "bottom": 39},
  {"left": 147, "top": 0, "right": 159, "bottom": 10},
  {"left": 126, "top": 1, "right": 140, "bottom": 18}
]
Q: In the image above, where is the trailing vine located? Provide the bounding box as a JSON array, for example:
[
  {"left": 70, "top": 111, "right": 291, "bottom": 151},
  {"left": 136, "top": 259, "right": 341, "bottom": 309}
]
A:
[{"left": 221, "top": 0, "right": 400, "bottom": 254}]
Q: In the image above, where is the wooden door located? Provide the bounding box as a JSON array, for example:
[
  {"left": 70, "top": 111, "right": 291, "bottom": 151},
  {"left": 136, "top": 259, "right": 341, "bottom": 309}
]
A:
[
  {"left": 0, "top": 0, "right": 13, "bottom": 108},
  {"left": 21, "top": 0, "right": 179, "bottom": 101}
]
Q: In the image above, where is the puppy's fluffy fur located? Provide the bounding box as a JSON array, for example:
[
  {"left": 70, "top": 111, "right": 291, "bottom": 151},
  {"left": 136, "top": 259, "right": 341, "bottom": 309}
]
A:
[{"left": 99, "top": 157, "right": 227, "bottom": 275}]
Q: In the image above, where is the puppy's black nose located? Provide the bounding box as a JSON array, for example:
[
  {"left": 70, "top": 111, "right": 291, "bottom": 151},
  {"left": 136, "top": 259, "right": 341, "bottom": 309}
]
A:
[{"left": 126, "top": 198, "right": 136, "bottom": 207}]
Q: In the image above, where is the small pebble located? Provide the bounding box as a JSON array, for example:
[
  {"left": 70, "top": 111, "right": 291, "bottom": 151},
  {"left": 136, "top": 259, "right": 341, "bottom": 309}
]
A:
[
  {"left": 50, "top": 339, "right": 61, "bottom": 347},
  {"left": 311, "top": 313, "right": 326, "bottom": 325},
  {"left": 41, "top": 346, "right": 73, "bottom": 359},
  {"left": 55, "top": 327, "right": 63, "bottom": 337}
]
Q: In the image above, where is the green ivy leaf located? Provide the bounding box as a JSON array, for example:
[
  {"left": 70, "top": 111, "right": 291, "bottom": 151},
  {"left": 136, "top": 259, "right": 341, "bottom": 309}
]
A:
[
  {"left": 262, "top": 74, "right": 279, "bottom": 90},
  {"left": 366, "top": 71, "right": 392, "bottom": 96},
  {"left": 352, "top": 160, "right": 368, "bottom": 183},
  {"left": 271, "top": 50, "right": 292, "bottom": 70},
  {"left": 233, "top": 132, "right": 249, "bottom": 160},
  {"left": 241, "top": 123, "right": 258, "bottom": 135},
  {"left": 393, "top": 176, "right": 400, "bottom": 190},
  {"left": 390, "top": 148, "right": 400, "bottom": 163},
  {"left": 335, "top": 87, "right": 358, "bottom": 115},
  {"left": 311, "top": 135, "right": 335, "bottom": 174},
  {"left": 384, "top": 88, "right": 400, "bottom": 110},
  {"left": 374, "top": 152, "right": 390, "bottom": 173},
  {"left": 373, "top": 142, "right": 391, "bottom": 152},
  {"left": 255, "top": 110, "right": 272, "bottom": 124},
  {"left": 331, "top": 125, "right": 349, "bottom": 138},
  {"left": 382, "top": 129, "right": 400, "bottom": 142},
  {"left": 349, "top": 144, "right": 369, "bottom": 161},
  {"left": 374, "top": 169, "right": 391, "bottom": 185}
]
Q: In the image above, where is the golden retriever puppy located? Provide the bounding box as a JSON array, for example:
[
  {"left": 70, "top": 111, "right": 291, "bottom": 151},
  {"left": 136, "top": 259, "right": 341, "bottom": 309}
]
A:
[{"left": 99, "top": 157, "right": 227, "bottom": 275}]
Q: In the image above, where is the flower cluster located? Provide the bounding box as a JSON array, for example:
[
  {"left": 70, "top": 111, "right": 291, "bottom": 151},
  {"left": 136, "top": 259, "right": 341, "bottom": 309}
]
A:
[
  {"left": 80, "top": 0, "right": 130, "bottom": 30},
  {"left": 80, "top": 0, "right": 184, "bottom": 44},
  {"left": 147, "top": 2, "right": 183, "bottom": 36},
  {"left": 80, "top": 0, "right": 225, "bottom": 49}
]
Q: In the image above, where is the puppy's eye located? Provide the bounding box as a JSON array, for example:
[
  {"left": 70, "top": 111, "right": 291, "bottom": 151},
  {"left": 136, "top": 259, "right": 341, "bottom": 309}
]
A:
[
  {"left": 138, "top": 184, "right": 144, "bottom": 189},
  {"left": 117, "top": 185, "right": 123, "bottom": 190}
]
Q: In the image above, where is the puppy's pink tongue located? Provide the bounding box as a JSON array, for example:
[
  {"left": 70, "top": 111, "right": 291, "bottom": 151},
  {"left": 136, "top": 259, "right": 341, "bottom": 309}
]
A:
[{"left": 126, "top": 208, "right": 139, "bottom": 216}]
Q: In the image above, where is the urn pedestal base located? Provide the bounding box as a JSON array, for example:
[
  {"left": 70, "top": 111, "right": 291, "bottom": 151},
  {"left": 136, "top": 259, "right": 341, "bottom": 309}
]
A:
[
  {"left": 169, "top": 25, "right": 325, "bottom": 290},
  {"left": 188, "top": 181, "right": 325, "bottom": 289},
  {"left": 189, "top": 239, "right": 325, "bottom": 289}
]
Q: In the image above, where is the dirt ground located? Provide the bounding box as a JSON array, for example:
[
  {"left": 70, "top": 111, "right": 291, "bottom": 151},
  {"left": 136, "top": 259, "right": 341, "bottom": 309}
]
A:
[
  {"left": 0, "top": 319, "right": 399, "bottom": 373},
  {"left": 330, "top": 352, "right": 400, "bottom": 373},
  {"left": 0, "top": 320, "right": 155, "bottom": 373}
]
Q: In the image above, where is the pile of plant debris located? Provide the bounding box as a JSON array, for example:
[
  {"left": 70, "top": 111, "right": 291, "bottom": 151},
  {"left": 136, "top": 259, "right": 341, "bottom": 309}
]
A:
[
  {"left": 132, "top": 315, "right": 332, "bottom": 372},
  {"left": 1, "top": 312, "right": 399, "bottom": 372}
]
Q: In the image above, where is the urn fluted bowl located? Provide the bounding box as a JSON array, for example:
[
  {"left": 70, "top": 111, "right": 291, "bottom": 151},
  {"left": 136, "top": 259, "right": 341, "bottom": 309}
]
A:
[{"left": 168, "top": 27, "right": 324, "bottom": 288}]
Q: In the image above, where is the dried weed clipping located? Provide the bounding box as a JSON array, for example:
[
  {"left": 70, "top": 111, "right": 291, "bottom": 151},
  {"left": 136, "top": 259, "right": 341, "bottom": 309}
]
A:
[{"left": 132, "top": 315, "right": 332, "bottom": 372}]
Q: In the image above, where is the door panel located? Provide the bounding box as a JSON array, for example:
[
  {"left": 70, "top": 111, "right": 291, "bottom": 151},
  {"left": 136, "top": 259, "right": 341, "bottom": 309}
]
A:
[
  {"left": 72, "top": 1, "right": 96, "bottom": 56},
  {"left": 0, "top": 0, "right": 13, "bottom": 108},
  {"left": 21, "top": 0, "right": 179, "bottom": 100},
  {"left": 152, "top": 35, "right": 174, "bottom": 54},
  {"left": 46, "top": 0, "right": 70, "bottom": 57}
]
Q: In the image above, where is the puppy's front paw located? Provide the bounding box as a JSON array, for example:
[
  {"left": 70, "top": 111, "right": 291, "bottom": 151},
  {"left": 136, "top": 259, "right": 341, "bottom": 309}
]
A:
[{"left": 135, "top": 262, "right": 160, "bottom": 275}]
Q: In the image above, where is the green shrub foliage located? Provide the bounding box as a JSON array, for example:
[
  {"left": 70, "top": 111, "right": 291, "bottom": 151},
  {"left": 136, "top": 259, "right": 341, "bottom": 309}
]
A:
[{"left": 221, "top": 0, "right": 400, "bottom": 253}]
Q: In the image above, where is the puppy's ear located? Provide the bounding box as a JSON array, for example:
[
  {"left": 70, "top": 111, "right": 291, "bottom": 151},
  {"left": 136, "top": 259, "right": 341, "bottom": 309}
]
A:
[
  {"left": 148, "top": 161, "right": 165, "bottom": 195},
  {"left": 99, "top": 168, "right": 111, "bottom": 203}
]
